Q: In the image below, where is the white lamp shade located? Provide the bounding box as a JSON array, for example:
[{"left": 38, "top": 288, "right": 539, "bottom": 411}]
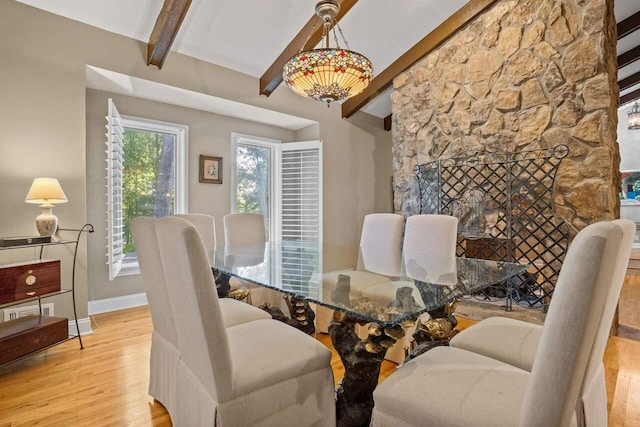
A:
[{"left": 25, "top": 178, "right": 68, "bottom": 205}]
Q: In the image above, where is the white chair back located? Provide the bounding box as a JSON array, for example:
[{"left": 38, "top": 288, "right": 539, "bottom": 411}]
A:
[
  {"left": 358, "top": 213, "right": 403, "bottom": 277},
  {"left": 174, "top": 213, "right": 216, "bottom": 251},
  {"left": 130, "top": 217, "right": 181, "bottom": 415},
  {"left": 576, "top": 218, "right": 634, "bottom": 424},
  {"left": 520, "top": 221, "right": 622, "bottom": 427},
  {"left": 403, "top": 214, "right": 458, "bottom": 283},
  {"left": 224, "top": 213, "right": 266, "bottom": 246},
  {"left": 156, "top": 216, "right": 233, "bottom": 402},
  {"left": 130, "top": 217, "right": 179, "bottom": 347},
  {"left": 583, "top": 219, "right": 634, "bottom": 381}
]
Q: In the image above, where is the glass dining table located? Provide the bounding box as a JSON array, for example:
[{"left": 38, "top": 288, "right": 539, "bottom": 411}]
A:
[{"left": 212, "top": 240, "right": 529, "bottom": 427}]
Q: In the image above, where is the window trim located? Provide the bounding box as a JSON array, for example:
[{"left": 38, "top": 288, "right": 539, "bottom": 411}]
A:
[
  {"left": 121, "top": 115, "right": 189, "bottom": 217},
  {"left": 109, "top": 113, "right": 189, "bottom": 279}
]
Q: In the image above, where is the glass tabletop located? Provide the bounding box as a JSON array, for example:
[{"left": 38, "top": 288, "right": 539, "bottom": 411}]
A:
[{"left": 212, "top": 240, "right": 530, "bottom": 327}]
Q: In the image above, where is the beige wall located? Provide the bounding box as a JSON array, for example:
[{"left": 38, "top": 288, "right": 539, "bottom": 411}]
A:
[{"left": 0, "top": 1, "right": 391, "bottom": 316}]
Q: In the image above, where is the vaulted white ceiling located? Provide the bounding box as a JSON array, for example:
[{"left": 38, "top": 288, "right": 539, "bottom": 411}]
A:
[
  {"left": 16, "top": 0, "right": 468, "bottom": 118},
  {"left": 16, "top": 0, "right": 640, "bottom": 115}
]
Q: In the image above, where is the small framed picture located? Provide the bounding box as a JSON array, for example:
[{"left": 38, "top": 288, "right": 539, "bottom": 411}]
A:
[{"left": 199, "top": 155, "right": 223, "bottom": 184}]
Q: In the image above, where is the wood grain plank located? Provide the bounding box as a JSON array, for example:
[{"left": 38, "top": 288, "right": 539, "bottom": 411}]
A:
[
  {"left": 619, "top": 274, "right": 640, "bottom": 340},
  {"left": 618, "top": 11, "right": 640, "bottom": 40},
  {"left": 621, "top": 87, "right": 640, "bottom": 106},
  {"left": 383, "top": 114, "right": 392, "bottom": 132},
  {"left": 607, "top": 337, "right": 640, "bottom": 427},
  {"left": 619, "top": 45, "right": 640, "bottom": 70},
  {"left": 619, "top": 71, "right": 640, "bottom": 92},
  {"left": 147, "top": 0, "right": 192, "bottom": 69}
]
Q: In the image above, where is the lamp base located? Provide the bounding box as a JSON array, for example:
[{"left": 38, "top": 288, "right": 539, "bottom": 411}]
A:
[{"left": 35, "top": 207, "right": 58, "bottom": 237}]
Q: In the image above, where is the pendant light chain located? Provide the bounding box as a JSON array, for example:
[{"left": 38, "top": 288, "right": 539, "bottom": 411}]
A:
[{"left": 336, "top": 23, "right": 350, "bottom": 50}]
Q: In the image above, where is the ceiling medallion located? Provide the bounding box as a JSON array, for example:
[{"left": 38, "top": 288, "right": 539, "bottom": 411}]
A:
[{"left": 282, "top": 0, "right": 373, "bottom": 105}]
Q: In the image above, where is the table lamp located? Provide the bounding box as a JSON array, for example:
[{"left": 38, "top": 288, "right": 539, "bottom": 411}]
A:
[{"left": 25, "top": 177, "right": 68, "bottom": 237}]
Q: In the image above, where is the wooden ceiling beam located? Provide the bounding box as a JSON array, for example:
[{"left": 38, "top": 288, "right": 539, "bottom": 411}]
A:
[
  {"left": 341, "top": 0, "right": 499, "bottom": 119},
  {"left": 383, "top": 114, "right": 392, "bottom": 131},
  {"left": 618, "top": 11, "right": 640, "bottom": 40},
  {"left": 618, "top": 44, "right": 640, "bottom": 69},
  {"left": 147, "top": 0, "right": 192, "bottom": 69},
  {"left": 621, "top": 88, "right": 640, "bottom": 106},
  {"left": 619, "top": 71, "right": 640, "bottom": 92},
  {"left": 259, "top": 0, "right": 358, "bottom": 97}
]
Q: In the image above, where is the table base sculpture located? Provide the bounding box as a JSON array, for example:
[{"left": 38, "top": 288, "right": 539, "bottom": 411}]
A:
[
  {"left": 329, "top": 310, "right": 405, "bottom": 427},
  {"left": 212, "top": 269, "right": 250, "bottom": 301},
  {"left": 259, "top": 296, "right": 316, "bottom": 335},
  {"left": 407, "top": 300, "right": 458, "bottom": 361},
  {"left": 285, "top": 296, "right": 316, "bottom": 335}
]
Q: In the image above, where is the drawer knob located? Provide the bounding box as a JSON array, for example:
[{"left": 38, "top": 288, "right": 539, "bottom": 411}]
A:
[
  {"left": 26, "top": 291, "right": 36, "bottom": 296},
  {"left": 25, "top": 275, "right": 37, "bottom": 286}
]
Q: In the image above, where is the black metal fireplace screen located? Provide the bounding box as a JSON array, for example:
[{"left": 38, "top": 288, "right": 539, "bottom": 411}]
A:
[{"left": 414, "top": 145, "right": 570, "bottom": 310}]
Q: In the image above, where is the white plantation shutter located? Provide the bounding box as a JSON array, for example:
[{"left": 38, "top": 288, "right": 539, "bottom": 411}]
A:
[
  {"left": 278, "top": 141, "right": 322, "bottom": 299},
  {"left": 280, "top": 141, "right": 322, "bottom": 241},
  {"left": 279, "top": 241, "right": 321, "bottom": 299},
  {"left": 106, "top": 99, "right": 124, "bottom": 280}
]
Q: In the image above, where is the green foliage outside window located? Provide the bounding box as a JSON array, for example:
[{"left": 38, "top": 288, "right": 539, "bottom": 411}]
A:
[
  {"left": 122, "top": 128, "right": 176, "bottom": 254},
  {"left": 235, "top": 144, "right": 269, "bottom": 212},
  {"left": 235, "top": 143, "right": 270, "bottom": 236}
]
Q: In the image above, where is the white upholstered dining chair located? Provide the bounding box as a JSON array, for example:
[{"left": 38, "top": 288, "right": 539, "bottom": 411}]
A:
[
  {"left": 362, "top": 214, "right": 459, "bottom": 305},
  {"left": 223, "top": 212, "right": 266, "bottom": 245},
  {"left": 129, "top": 217, "right": 181, "bottom": 418},
  {"left": 175, "top": 213, "right": 250, "bottom": 300},
  {"left": 156, "top": 216, "right": 336, "bottom": 426},
  {"left": 316, "top": 213, "right": 405, "bottom": 333},
  {"left": 448, "top": 218, "right": 635, "bottom": 426},
  {"left": 223, "top": 212, "right": 284, "bottom": 308},
  {"left": 371, "top": 220, "right": 625, "bottom": 427},
  {"left": 130, "top": 217, "right": 271, "bottom": 419},
  {"left": 361, "top": 214, "right": 459, "bottom": 363},
  {"left": 170, "top": 213, "right": 271, "bottom": 323},
  {"left": 174, "top": 213, "right": 217, "bottom": 252}
]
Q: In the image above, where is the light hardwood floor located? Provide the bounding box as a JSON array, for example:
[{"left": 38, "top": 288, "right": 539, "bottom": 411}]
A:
[
  {"left": 1, "top": 294, "right": 639, "bottom": 426},
  {"left": 619, "top": 250, "right": 640, "bottom": 340}
]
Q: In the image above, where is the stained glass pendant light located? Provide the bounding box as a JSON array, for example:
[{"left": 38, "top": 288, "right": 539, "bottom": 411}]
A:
[
  {"left": 629, "top": 102, "right": 640, "bottom": 130},
  {"left": 282, "top": 0, "right": 373, "bottom": 105}
]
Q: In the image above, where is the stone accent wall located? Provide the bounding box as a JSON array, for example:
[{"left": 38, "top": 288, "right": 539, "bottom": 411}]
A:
[{"left": 392, "top": 0, "right": 619, "bottom": 233}]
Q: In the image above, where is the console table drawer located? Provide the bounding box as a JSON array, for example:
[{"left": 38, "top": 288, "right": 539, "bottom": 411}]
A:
[
  {"left": 0, "top": 315, "right": 68, "bottom": 364},
  {"left": 0, "top": 260, "right": 61, "bottom": 304}
]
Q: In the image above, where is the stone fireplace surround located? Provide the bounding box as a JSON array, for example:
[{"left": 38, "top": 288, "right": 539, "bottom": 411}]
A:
[{"left": 391, "top": 0, "right": 620, "bottom": 236}]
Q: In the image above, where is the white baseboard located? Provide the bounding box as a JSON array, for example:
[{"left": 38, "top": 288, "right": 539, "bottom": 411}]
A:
[
  {"left": 88, "top": 293, "right": 148, "bottom": 315},
  {"left": 69, "top": 317, "right": 93, "bottom": 336}
]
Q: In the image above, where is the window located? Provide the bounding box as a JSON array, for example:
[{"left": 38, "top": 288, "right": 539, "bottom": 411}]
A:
[
  {"left": 231, "top": 134, "right": 322, "bottom": 298},
  {"left": 231, "top": 135, "right": 278, "bottom": 240},
  {"left": 231, "top": 134, "right": 322, "bottom": 242},
  {"left": 106, "top": 99, "right": 188, "bottom": 279}
]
